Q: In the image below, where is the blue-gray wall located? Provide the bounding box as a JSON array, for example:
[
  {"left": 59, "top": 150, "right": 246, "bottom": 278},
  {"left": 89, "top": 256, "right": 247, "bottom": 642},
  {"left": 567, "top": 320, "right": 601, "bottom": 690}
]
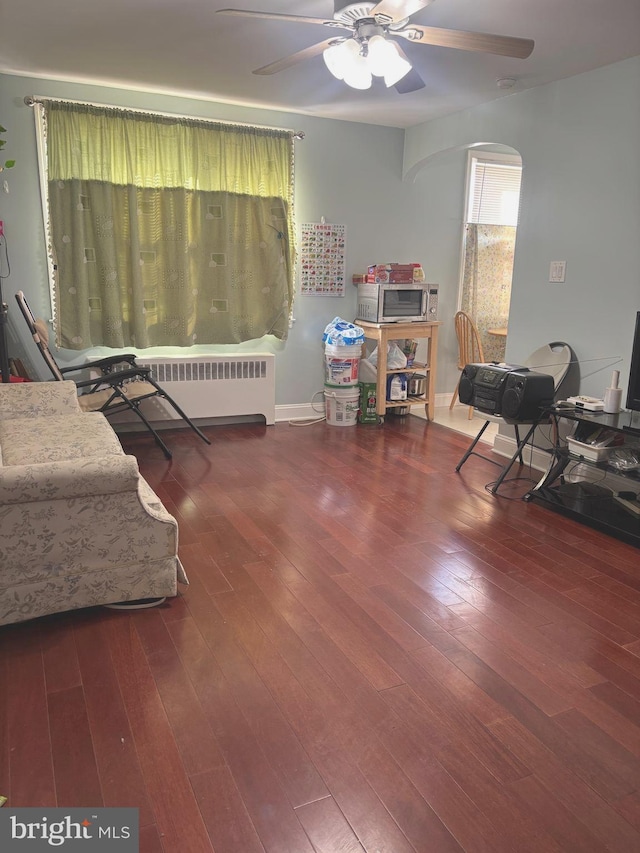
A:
[
  {"left": 405, "top": 55, "right": 640, "bottom": 399},
  {"left": 0, "top": 74, "right": 446, "bottom": 406},
  {"left": 2, "top": 56, "right": 639, "bottom": 406}
]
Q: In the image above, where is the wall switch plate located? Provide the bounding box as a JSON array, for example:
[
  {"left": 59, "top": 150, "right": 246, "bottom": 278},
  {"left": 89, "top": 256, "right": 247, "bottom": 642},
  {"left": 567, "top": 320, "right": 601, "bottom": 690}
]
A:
[{"left": 549, "top": 261, "right": 566, "bottom": 282}]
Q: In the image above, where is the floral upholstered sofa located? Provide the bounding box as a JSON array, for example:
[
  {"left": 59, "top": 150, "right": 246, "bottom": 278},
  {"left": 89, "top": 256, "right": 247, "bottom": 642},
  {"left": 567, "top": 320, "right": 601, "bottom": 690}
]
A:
[{"left": 0, "top": 381, "right": 187, "bottom": 625}]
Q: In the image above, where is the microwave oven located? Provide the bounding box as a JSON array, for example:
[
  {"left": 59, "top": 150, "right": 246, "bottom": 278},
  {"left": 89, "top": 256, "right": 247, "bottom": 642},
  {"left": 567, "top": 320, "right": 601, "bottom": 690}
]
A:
[{"left": 356, "top": 281, "right": 439, "bottom": 324}]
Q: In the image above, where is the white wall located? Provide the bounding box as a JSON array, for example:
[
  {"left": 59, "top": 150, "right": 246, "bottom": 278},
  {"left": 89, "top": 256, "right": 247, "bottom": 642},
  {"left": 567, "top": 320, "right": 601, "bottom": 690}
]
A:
[
  {"left": 0, "top": 73, "right": 447, "bottom": 407},
  {"left": 405, "top": 55, "right": 640, "bottom": 401}
]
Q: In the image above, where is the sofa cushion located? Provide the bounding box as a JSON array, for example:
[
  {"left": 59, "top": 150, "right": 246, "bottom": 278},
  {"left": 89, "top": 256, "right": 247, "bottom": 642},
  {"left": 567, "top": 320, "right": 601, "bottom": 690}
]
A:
[
  {"left": 0, "top": 380, "right": 80, "bottom": 421},
  {"left": 0, "top": 411, "right": 123, "bottom": 466}
]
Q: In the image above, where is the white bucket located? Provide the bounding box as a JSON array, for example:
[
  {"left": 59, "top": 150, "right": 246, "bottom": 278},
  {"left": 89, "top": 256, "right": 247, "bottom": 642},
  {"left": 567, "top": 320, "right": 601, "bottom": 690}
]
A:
[
  {"left": 324, "top": 385, "right": 360, "bottom": 427},
  {"left": 324, "top": 343, "right": 360, "bottom": 387}
]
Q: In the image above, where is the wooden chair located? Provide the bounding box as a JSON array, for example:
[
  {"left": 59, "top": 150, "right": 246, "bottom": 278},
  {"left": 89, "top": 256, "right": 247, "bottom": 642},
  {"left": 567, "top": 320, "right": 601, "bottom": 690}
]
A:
[{"left": 450, "top": 310, "right": 485, "bottom": 419}]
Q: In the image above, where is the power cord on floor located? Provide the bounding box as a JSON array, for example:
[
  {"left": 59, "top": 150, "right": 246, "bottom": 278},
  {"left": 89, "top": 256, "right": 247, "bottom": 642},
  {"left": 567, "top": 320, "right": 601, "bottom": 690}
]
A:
[
  {"left": 484, "top": 475, "right": 539, "bottom": 499},
  {"left": 288, "top": 390, "right": 327, "bottom": 426}
]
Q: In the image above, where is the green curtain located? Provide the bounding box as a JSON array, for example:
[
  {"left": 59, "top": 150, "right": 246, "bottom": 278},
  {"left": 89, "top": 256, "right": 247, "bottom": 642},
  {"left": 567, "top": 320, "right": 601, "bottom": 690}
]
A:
[
  {"left": 460, "top": 223, "right": 516, "bottom": 363},
  {"left": 44, "top": 101, "right": 295, "bottom": 349}
]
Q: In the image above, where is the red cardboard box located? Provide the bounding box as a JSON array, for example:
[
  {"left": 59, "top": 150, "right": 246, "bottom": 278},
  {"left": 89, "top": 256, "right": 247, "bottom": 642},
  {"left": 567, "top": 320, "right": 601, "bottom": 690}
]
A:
[{"left": 366, "top": 264, "right": 421, "bottom": 284}]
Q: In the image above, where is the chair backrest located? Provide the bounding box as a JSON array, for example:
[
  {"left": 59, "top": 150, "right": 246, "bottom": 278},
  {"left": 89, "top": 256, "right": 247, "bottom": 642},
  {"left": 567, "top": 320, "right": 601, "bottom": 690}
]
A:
[
  {"left": 524, "top": 341, "right": 574, "bottom": 393},
  {"left": 14, "top": 291, "right": 65, "bottom": 381},
  {"left": 454, "top": 311, "right": 485, "bottom": 370}
]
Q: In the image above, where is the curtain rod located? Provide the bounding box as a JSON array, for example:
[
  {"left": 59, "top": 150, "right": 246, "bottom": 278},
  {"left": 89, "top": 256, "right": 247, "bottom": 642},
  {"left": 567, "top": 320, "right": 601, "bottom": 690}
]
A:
[{"left": 23, "top": 95, "right": 305, "bottom": 139}]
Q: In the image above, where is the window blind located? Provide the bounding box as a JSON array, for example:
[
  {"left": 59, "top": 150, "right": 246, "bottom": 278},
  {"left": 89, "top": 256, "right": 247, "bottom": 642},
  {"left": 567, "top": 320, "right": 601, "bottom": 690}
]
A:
[{"left": 468, "top": 160, "right": 522, "bottom": 226}]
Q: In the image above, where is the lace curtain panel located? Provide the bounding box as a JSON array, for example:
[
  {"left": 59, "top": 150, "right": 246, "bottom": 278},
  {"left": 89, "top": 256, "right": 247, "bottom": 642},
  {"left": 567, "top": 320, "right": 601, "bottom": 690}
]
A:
[
  {"left": 43, "top": 101, "right": 295, "bottom": 349},
  {"left": 460, "top": 223, "right": 516, "bottom": 363}
]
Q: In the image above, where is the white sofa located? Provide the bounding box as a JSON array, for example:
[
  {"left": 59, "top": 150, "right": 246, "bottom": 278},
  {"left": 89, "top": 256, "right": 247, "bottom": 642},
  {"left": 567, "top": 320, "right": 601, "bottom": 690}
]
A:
[{"left": 0, "top": 381, "right": 187, "bottom": 625}]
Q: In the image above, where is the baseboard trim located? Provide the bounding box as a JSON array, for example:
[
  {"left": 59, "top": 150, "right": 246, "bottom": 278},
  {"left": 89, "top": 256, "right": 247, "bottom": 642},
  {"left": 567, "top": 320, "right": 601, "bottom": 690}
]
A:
[
  {"left": 107, "top": 401, "right": 327, "bottom": 433},
  {"left": 492, "top": 430, "right": 550, "bottom": 473},
  {"left": 275, "top": 402, "right": 326, "bottom": 423}
]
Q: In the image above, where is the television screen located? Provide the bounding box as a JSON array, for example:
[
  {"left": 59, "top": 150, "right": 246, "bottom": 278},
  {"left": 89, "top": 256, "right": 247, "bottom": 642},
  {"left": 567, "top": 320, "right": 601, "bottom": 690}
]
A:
[{"left": 625, "top": 311, "right": 640, "bottom": 412}]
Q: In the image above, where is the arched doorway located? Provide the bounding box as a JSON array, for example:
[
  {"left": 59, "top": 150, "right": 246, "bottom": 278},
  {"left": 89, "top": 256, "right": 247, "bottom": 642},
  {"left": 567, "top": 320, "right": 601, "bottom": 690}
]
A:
[{"left": 459, "top": 148, "right": 522, "bottom": 364}]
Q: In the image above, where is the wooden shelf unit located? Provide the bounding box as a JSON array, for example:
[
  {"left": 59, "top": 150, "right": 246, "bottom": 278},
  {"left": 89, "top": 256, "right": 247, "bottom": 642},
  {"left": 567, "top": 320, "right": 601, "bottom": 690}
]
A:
[{"left": 357, "top": 320, "right": 440, "bottom": 423}]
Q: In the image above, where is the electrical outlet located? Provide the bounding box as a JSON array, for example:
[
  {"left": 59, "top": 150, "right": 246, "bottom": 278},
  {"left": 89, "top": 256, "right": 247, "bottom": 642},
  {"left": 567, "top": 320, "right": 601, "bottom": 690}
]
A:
[{"left": 549, "top": 261, "right": 566, "bottom": 282}]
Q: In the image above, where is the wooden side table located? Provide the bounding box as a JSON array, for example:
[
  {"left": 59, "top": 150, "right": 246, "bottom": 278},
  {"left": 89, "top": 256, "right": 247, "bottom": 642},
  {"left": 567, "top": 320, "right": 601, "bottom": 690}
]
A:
[{"left": 357, "top": 320, "right": 440, "bottom": 423}]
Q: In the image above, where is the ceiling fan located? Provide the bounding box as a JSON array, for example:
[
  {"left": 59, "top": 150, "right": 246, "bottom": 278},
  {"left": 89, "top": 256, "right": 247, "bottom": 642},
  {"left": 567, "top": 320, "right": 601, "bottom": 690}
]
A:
[{"left": 216, "top": 1, "right": 534, "bottom": 94}]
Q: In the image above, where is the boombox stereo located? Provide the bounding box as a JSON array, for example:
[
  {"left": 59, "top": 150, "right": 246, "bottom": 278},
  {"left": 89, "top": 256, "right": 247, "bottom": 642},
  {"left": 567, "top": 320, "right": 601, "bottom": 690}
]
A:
[{"left": 459, "top": 363, "right": 555, "bottom": 422}]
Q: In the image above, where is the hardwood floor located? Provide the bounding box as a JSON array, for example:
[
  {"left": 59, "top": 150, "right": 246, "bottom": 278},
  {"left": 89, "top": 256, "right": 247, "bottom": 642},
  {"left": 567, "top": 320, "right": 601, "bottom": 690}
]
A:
[{"left": 3, "top": 415, "right": 640, "bottom": 851}]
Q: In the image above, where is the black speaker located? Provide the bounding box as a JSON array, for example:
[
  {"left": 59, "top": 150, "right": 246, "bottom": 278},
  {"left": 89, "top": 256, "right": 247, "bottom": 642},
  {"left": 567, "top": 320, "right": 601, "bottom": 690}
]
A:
[
  {"left": 458, "top": 364, "right": 479, "bottom": 405},
  {"left": 501, "top": 370, "right": 555, "bottom": 422},
  {"left": 458, "top": 362, "right": 524, "bottom": 413}
]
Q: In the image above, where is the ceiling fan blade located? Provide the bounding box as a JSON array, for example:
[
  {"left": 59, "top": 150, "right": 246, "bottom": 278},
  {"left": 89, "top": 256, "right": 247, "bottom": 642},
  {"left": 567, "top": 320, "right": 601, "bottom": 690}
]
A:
[
  {"left": 392, "top": 42, "right": 426, "bottom": 93},
  {"left": 216, "top": 9, "right": 349, "bottom": 30},
  {"left": 395, "top": 25, "right": 534, "bottom": 58},
  {"left": 253, "top": 38, "right": 341, "bottom": 76},
  {"left": 370, "top": 0, "right": 435, "bottom": 24},
  {"left": 394, "top": 67, "right": 426, "bottom": 94}
]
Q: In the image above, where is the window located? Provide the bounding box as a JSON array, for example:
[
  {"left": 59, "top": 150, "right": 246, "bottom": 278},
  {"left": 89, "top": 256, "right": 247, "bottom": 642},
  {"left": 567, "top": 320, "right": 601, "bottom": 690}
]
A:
[
  {"left": 37, "top": 100, "right": 296, "bottom": 350},
  {"left": 467, "top": 157, "right": 522, "bottom": 226}
]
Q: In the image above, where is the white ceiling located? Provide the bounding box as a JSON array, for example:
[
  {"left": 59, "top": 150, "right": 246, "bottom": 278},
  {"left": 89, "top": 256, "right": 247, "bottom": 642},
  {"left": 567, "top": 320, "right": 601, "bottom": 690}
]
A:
[{"left": 1, "top": 0, "right": 640, "bottom": 129}]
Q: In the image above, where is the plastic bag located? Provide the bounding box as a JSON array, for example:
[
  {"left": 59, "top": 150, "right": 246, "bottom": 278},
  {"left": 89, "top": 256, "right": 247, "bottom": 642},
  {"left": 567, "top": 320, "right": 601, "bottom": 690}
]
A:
[
  {"left": 388, "top": 342, "right": 408, "bottom": 369},
  {"left": 370, "top": 341, "right": 407, "bottom": 369},
  {"left": 358, "top": 357, "right": 378, "bottom": 382},
  {"left": 322, "top": 317, "right": 365, "bottom": 346}
]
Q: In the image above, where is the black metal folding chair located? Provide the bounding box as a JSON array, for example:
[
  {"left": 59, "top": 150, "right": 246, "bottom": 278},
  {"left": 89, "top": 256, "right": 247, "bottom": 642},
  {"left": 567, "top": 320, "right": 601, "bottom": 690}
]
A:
[
  {"left": 15, "top": 290, "right": 211, "bottom": 459},
  {"left": 455, "top": 342, "right": 575, "bottom": 493}
]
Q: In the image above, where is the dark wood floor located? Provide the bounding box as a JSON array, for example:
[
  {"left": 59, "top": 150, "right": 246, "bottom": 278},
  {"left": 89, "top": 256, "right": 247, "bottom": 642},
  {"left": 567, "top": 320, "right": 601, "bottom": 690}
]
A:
[{"left": 3, "top": 415, "right": 640, "bottom": 852}]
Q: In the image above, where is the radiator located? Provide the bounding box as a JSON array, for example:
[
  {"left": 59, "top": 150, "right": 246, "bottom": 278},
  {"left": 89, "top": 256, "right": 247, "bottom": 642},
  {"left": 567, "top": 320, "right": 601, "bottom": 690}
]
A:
[{"left": 129, "top": 354, "right": 276, "bottom": 425}]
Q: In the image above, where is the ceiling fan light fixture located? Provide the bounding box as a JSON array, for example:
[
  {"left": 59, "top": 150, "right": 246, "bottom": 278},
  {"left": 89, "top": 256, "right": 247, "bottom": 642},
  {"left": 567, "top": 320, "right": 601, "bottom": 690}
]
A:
[
  {"left": 368, "top": 35, "right": 412, "bottom": 87},
  {"left": 366, "top": 34, "right": 395, "bottom": 77},
  {"left": 343, "top": 71, "right": 373, "bottom": 89},
  {"left": 323, "top": 33, "right": 410, "bottom": 90},
  {"left": 343, "top": 57, "right": 373, "bottom": 89},
  {"left": 323, "top": 38, "right": 372, "bottom": 88},
  {"left": 381, "top": 46, "right": 412, "bottom": 87},
  {"left": 323, "top": 41, "right": 348, "bottom": 79}
]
